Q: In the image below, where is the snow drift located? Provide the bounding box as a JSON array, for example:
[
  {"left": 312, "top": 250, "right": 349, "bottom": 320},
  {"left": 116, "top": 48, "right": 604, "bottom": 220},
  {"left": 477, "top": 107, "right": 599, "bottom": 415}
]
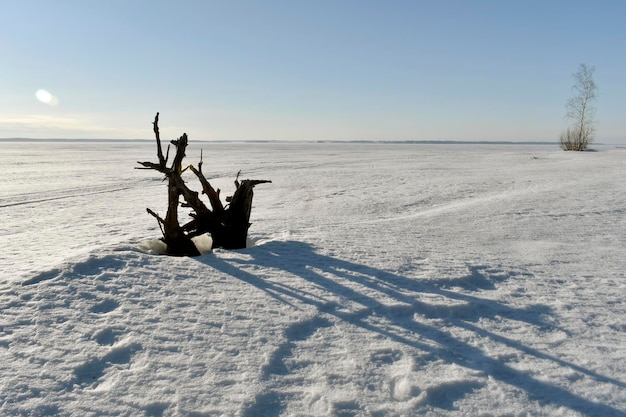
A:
[{"left": 1, "top": 141, "right": 624, "bottom": 416}]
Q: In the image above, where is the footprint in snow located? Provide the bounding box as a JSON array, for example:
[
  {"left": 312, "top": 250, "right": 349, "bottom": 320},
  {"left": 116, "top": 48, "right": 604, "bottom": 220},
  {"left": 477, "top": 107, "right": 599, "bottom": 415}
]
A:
[
  {"left": 331, "top": 400, "right": 361, "bottom": 416},
  {"left": 72, "top": 341, "right": 141, "bottom": 388},
  {"left": 369, "top": 348, "right": 403, "bottom": 365},
  {"left": 389, "top": 375, "right": 422, "bottom": 401},
  {"left": 261, "top": 316, "right": 332, "bottom": 379},
  {"left": 419, "top": 379, "right": 484, "bottom": 409},
  {"left": 89, "top": 298, "right": 120, "bottom": 314},
  {"left": 93, "top": 327, "right": 118, "bottom": 346}
]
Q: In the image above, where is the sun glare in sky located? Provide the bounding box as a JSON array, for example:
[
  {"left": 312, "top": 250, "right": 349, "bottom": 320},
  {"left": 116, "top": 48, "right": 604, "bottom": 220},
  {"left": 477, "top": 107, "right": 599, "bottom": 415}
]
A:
[{"left": 35, "top": 89, "right": 59, "bottom": 106}]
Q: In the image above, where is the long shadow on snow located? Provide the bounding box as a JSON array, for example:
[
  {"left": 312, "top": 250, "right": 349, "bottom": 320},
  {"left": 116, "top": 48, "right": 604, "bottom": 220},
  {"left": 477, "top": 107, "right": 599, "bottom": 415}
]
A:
[{"left": 201, "top": 240, "right": 625, "bottom": 417}]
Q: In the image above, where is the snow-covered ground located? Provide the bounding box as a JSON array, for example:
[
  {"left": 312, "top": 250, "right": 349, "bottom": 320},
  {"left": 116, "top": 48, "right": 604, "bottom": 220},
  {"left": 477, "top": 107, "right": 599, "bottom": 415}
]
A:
[{"left": 1, "top": 141, "right": 625, "bottom": 416}]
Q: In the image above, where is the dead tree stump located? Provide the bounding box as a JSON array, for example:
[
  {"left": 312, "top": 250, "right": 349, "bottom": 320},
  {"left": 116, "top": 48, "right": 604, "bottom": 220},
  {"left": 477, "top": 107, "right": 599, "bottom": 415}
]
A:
[{"left": 137, "top": 113, "right": 270, "bottom": 256}]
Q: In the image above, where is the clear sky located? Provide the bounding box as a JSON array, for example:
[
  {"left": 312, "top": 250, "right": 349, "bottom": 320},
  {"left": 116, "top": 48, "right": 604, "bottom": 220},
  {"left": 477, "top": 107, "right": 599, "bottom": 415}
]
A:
[{"left": 1, "top": 1, "right": 625, "bottom": 142}]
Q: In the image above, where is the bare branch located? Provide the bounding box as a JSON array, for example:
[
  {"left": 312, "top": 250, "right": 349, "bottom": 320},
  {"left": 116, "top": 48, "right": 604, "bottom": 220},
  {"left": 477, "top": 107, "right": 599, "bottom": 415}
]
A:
[
  {"left": 146, "top": 208, "right": 166, "bottom": 237},
  {"left": 189, "top": 164, "right": 224, "bottom": 214},
  {"left": 152, "top": 112, "right": 167, "bottom": 168}
]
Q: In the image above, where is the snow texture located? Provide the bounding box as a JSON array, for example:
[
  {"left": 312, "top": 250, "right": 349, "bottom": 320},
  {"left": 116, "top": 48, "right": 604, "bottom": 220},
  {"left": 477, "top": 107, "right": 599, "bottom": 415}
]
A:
[{"left": 1, "top": 141, "right": 625, "bottom": 416}]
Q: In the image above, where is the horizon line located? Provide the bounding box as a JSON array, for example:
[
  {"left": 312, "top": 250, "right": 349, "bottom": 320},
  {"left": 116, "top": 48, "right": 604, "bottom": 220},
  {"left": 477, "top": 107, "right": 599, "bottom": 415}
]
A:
[
  {"left": 0, "top": 138, "right": 567, "bottom": 145},
  {"left": 2, "top": 137, "right": 625, "bottom": 146}
]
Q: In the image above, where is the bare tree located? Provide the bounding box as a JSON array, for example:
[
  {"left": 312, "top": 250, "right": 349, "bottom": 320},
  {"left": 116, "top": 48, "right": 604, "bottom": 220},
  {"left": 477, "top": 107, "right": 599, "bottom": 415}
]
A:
[{"left": 560, "top": 64, "right": 598, "bottom": 151}]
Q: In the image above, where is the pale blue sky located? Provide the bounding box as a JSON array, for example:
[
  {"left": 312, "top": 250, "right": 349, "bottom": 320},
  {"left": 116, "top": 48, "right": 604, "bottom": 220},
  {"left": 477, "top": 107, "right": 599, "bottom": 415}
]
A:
[{"left": 1, "top": 1, "right": 625, "bottom": 141}]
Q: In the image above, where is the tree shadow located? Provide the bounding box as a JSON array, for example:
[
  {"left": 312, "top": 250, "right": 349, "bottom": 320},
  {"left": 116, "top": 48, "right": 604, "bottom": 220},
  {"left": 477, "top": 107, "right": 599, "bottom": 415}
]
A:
[{"left": 198, "top": 240, "right": 625, "bottom": 416}]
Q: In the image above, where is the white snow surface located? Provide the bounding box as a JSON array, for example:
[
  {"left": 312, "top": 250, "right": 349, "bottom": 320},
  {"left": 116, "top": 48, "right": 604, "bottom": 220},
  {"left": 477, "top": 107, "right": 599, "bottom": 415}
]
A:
[{"left": 1, "top": 141, "right": 625, "bottom": 416}]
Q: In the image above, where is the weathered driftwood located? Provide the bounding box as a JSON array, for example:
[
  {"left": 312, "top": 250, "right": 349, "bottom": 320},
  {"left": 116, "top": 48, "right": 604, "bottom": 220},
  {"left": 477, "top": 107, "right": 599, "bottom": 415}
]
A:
[{"left": 137, "top": 113, "right": 270, "bottom": 255}]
